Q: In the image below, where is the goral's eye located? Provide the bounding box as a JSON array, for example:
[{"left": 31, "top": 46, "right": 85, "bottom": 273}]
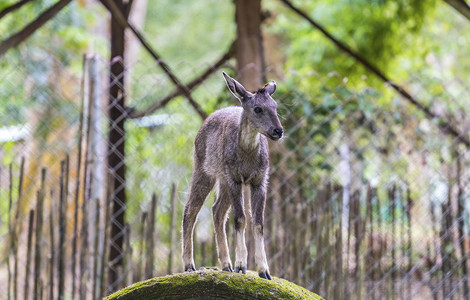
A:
[{"left": 254, "top": 107, "right": 263, "bottom": 114}]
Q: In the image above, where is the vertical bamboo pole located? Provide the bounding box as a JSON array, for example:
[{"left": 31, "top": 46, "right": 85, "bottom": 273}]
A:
[
  {"left": 24, "top": 209, "right": 35, "bottom": 300},
  {"left": 353, "top": 190, "right": 362, "bottom": 300},
  {"left": 244, "top": 186, "right": 254, "bottom": 270},
  {"left": 376, "top": 186, "right": 383, "bottom": 291},
  {"left": 49, "top": 190, "right": 55, "bottom": 300},
  {"left": 324, "top": 184, "right": 333, "bottom": 299},
  {"left": 71, "top": 192, "right": 79, "bottom": 300},
  {"left": 126, "top": 224, "right": 133, "bottom": 284},
  {"left": 314, "top": 189, "right": 326, "bottom": 294},
  {"left": 333, "top": 186, "right": 343, "bottom": 300},
  {"left": 168, "top": 183, "right": 178, "bottom": 274},
  {"left": 58, "top": 161, "right": 66, "bottom": 300},
  {"left": 366, "top": 185, "right": 378, "bottom": 300},
  {"left": 80, "top": 155, "right": 93, "bottom": 298},
  {"left": 353, "top": 190, "right": 361, "bottom": 279},
  {"left": 311, "top": 189, "right": 320, "bottom": 291},
  {"left": 456, "top": 156, "right": 468, "bottom": 298},
  {"left": 31, "top": 192, "right": 39, "bottom": 300},
  {"left": 8, "top": 164, "right": 13, "bottom": 300},
  {"left": 293, "top": 185, "right": 301, "bottom": 283},
  {"left": 439, "top": 200, "right": 448, "bottom": 299},
  {"left": 71, "top": 54, "right": 87, "bottom": 300},
  {"left": 201, "top": 240, "right": 209, "bottom": 266},
  {"left": 92, "top": 199, "right": 101, "bottom": 298},
  {"left": 281, "top": 180, "right": 288, "bottom": 277},
  {"left": 386, "top": 275, "right": 393, "bottom": 300},
  {"left": 429, "top": 199, "right": 439, "bottom": 300},
  {"left": 13, "top": 157, "right": 25, "bottom": 300},
  {"left": 0, "top": 167, "right": 2, "bottom": 294},
  {"left": 406, "top": 185, "right": 413, "bottom": 300},
  {"left": 444, "top": 173, "right": 455, "bottom": 300},
  {"left": 371, "top": 187, "right": 378, "bottom": 285},
  {"left": 356, "top": 187, "right": 367, "bottom": 300},
  {"left": 201, "top": 241, "right": 207, "bottom": 266},
  {"left": 310, "top": 188, "right": 316, "bottom": 284},
  {"left": 79, "top": 170, "right": 91, "bottom": 300},
  {"left": 145, "top": 193, "right": 157, "bottom": 278},
  {"left": 389, "top": 185, "right": 396, "bottom": 300},
  {"left": 39, "top": 279, "right": 43, "bottom": 300},
  {"left": 302, "top": 195, "right": 313, "bottom": 286},
  {"left": 122, "top": 223, "right": 132, "bottom": 286},
  {"left": 212, "top": 234, "right": 218, "bottom": 267},
  {"left": 365, "top": 185, "right": 374, "bottom": 300},
  {"left": 137, "top": 211, "right": 147, "bottom": 281},
  {"left": 344, "top": 188, "right": 354, "bottom": 300},
  {"left": 298, "top": 188, "right": 309, "bottom": 286},
  {"left": 64, "top": 156, "right": 70, "bottom": 296},
  {"left": 80, "top": 53, "right": 93, "bottom": 298},
  {"left": 33, "top": 169, "right": 46, "bottom": 300},
  {"left": 426, "top": 242, "right": 438, "bottom": 300},
  {"left": 99, "top": 188, "right": 112, "bottom": 299},
  {"left": 268, "top": 176, "right": 278, "bottom": 276},
  {"left": 399, "top": 187, "right": 406, "bottom": 300}
]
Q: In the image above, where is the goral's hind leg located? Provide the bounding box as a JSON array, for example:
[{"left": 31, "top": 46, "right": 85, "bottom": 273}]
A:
[
  {"left": 212, "top": 181, "right": 233, "bottom": 272},
  {"left": 182, "top": 170, "right": 214, "bottom": 272}
]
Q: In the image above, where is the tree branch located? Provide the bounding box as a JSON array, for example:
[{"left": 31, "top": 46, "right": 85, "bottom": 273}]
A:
[
  {"left": 0, "top": 0, "right": 34, "bottom": 20},
  {"left": 100, "top": 0, "right": 207, "bottom": 120},
  {"left": 444, "top": 0, "right": 470, "bottom": 21},
  {"left": 0, "top": 0, "right": 71, "bottom": 57},
  {"left": 280, "top": 0, "right": 470, "bottom": 148},
  {"left": 129, "top": 41, "right": 235, "bottom": 119}
]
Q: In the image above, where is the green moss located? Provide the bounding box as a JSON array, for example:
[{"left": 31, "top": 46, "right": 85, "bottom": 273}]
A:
[{"left": 104, "top": 267, "right": 323, "bottom": 300}]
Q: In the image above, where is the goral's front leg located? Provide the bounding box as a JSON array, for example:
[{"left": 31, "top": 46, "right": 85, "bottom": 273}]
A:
[
  {"left": 227, "top": 178, "right": 247, "bottom": 274},
  {"left": 253, "top": 224, "right": 271, "bottom": 280},
  {"left": 251, "top": 183, "right": 271, "bottom": 280},
  {"left": 234, "top": 221, "right": 247, "bottom": 274}
]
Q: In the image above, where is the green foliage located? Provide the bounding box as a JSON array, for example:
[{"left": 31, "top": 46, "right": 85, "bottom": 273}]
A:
[
  {"left": 0, "top": 1, "right": 107, "bottom": 126},
  {"left": 128, "top": 0, "right": 235, "bottom": 111},
  {"left": 262, "top": 0, "right": 470, "bottom": 204},
  {"left": 271, "top": 0, "right": 437, "bottom": 86}
]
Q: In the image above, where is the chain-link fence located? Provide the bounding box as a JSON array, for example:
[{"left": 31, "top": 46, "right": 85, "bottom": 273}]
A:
[{"left": 1, "top": 1, "right": 469, "bottom": 300}]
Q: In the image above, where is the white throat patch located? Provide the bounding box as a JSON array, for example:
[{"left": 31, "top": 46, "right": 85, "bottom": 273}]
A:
[{"left": 239, "top": 118, "right": 260, "bottom": 150}]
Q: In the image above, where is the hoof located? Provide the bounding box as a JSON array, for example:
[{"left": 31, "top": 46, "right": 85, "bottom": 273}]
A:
[
  {"left": 184, "top": 264, "right": 196, "bottom": 272},
  {"left": 222, "top": 266, "right": 233, "bottom": 272},
  {"left": 258, "top": 271, "right": 272, "bottom": 280},
  {"left": 235, "top": 266, "right": 246, "bottom": 274}
]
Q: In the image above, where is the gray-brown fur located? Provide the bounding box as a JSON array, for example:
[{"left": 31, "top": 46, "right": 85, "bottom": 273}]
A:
[{"left": 182, "top": 72, "right": 283, "bottom": 280}]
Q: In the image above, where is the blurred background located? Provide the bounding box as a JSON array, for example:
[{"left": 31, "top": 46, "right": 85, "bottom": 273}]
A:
[{"left": 0, "top": 0, "right": 469, "bottom": 299}]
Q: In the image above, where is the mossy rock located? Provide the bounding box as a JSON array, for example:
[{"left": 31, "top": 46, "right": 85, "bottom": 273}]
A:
[{"left": 104, "top": 267, "right": 323, "bottom": 300}]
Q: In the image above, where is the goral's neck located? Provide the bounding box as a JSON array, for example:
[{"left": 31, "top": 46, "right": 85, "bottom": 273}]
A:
[{"left": 239, "top": 111, "right": 260, "bottom": 151}]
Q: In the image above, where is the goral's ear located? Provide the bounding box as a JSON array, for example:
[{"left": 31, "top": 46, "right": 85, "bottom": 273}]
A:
[
  {"left": 222, "top": 72, "right": 252, "bottom": 102},
  {"left": 263, "top": 81, "right": 276, "bottom": 95}
]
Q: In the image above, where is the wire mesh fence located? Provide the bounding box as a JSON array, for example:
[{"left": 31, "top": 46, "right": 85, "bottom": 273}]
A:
[
  {"left": 1, "top": 52, "right": 469, "bottom": 300},
  {"left": 1, "top": 3, "right": 470, "bottom": 300}
]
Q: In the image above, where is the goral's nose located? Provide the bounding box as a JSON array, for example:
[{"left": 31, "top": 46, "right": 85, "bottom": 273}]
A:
[{"left": 273, "top": 128, "right": 283, "bottom": 138}]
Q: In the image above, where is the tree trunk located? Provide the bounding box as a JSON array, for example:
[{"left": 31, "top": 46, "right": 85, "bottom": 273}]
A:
[
  {"left": 235, "top": 0, "right": 264, "bottom": 90},
  {"left": 107, "top": 0, "right": 128, "bottom": 292}
]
